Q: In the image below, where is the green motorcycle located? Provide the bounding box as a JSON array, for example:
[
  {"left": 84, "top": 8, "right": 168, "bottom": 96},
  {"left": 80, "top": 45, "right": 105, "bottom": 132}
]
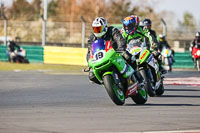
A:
[
  {"left": 86, "top": 39, "right": 147, "bottom": 105},
  {"left": 127, "top": 40, "right": 164, "bottom": 97}
]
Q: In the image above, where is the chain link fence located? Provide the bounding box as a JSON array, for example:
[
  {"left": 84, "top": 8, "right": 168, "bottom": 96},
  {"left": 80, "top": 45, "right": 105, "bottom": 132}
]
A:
[{"left": 0, "top": 20, "right": 199, "bottom": 48}]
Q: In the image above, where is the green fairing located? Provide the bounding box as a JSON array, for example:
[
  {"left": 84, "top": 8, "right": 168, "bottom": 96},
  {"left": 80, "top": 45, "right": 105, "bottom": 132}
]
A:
[
  {"left": 88, "top": 50, "right": 115, "bottom": 82},
  {"left": 111, "top": 54, "right": 134, "bottom": 78},
  {"left": 130, "top": 47, "right": 151, "bottom": 64},
  {"left": 88, "top": 49, "right": 134, "bottom": 82},
  {"left": 103, "top": 71, "right": 113, "bottom": 77}
]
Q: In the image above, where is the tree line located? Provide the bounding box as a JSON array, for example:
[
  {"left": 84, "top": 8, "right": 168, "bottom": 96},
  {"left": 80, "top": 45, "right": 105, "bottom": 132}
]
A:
[
  {"left": 0, "top": 0, "right": 196, "bottom": 30},
  {"left": 1, "top": 0, "right": 161, "bottom": 23}
]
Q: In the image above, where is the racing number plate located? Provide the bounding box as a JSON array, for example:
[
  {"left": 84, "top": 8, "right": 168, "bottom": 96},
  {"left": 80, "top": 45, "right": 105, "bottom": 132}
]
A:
[{"left": 94, "top": 50, "right": 105, "bottom": 61}]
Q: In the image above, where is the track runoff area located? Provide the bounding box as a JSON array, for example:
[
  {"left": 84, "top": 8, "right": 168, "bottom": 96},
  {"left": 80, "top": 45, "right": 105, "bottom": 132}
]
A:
[
  {"left": 163, "top": 69, "right": 200, "bottom": 86},
  {"left": 164, "top": 77, "right": 200, "bottom": 86}
]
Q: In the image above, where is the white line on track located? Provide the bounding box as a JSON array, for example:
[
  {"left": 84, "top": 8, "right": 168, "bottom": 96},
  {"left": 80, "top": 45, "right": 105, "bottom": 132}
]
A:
[{"left": 101, "top": 130, "right": 200, "bottom": 133}]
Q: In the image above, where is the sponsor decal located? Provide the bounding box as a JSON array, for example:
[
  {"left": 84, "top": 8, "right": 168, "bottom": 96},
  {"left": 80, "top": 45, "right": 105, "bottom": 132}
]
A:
[
  {"left": 140, "top": 51, "right": 147, "bottom": 60},
  {"left": 126, "top": 83, "right": 137, "bottom": 96}
]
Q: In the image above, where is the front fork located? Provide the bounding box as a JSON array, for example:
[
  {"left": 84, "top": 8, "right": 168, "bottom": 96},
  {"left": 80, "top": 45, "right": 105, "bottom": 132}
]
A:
[
  {"left": 145, "top": 68, "right": 154, "bottom": 83},
  {"left": 134, "top": 71, "right": 144, "bottom": 83}
]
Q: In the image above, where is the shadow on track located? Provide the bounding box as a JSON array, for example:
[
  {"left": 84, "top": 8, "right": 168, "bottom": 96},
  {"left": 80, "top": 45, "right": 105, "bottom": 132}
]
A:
[{"left": 125, "top": 103, "right": 200, "bottom": 106}]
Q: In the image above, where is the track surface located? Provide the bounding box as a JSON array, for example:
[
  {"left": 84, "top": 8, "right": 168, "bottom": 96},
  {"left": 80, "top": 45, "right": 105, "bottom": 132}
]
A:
[{"left": 0, "top": 70, "right": 200, "bottom": 133}]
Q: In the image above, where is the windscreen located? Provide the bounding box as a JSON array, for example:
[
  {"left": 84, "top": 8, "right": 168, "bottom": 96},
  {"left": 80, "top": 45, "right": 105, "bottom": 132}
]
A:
[
  {"left": 127, "top": 39, "right": 143, "bottom": 49},
  {"left": 91, "top": 39, "right": 106, "bottom": 55}
]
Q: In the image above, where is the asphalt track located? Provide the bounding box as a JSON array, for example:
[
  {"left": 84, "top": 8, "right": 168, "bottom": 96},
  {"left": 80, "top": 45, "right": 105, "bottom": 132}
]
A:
[{"left": 0, "top": 70, "right": 200, "bottom": 133}]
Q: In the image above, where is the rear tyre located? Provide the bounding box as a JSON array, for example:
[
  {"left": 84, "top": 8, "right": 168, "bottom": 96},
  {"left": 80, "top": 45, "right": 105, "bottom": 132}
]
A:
[
  {"left": 103, "top": 74, "right": 125, "bottom": 105},
  {"left": 131, "top": 85, "right": 147, "bottom": 104},
  {"left": 140, "top": 69, "right": 156, "bottom": 97}
]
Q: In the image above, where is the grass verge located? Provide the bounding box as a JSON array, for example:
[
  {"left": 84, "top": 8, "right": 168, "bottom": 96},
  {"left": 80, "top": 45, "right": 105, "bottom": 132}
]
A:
[{"left": 0, "top": 62, "right": 87, "bottom": 72}]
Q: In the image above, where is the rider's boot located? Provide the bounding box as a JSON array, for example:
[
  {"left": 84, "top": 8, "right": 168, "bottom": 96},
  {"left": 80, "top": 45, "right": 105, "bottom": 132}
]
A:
[{"left": 88, "top": 70, "right": 101, "bottom": 85}]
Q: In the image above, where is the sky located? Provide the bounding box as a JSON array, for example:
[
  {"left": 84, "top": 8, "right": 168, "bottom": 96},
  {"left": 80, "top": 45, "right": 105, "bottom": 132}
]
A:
[
  {"left": 1, "top": 0, "right": 200, "bottom": 24},
  {"left": 156, "top": 0, "right": 200, "bottom": 22},
  {"left": 131, "top": 0, "right": 200, "bottom": 24}
]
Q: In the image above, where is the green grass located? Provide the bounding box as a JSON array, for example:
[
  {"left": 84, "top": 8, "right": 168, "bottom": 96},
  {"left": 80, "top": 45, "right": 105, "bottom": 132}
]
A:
[{"left": 0, "top": 62, "right": 86, "bottom": 72}]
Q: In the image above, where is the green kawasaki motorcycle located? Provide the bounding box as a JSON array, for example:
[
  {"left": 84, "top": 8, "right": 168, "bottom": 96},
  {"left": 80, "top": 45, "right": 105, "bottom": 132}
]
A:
[
  {"left": 127, "top": 40, "right": 164, "bottom": 97},
  {"left": 86, "top": 39, "right": 148, "bottom": 105}
]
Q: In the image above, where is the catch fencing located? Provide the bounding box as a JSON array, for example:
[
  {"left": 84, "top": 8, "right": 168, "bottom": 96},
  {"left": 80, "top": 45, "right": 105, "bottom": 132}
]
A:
[{"left": 0, "top": 20, "right": 198, "bottom": 48}]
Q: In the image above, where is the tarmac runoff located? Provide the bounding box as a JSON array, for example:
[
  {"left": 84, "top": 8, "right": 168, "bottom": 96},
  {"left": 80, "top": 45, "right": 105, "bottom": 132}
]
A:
[
  {"left": 163, "top": 77, "right": 200, "bottom": 86},
  {"left": 11, "top": 68, "right": 200, "bottom": 86}
]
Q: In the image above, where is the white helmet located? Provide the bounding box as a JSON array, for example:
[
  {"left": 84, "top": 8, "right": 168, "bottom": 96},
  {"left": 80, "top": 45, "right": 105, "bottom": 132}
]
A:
[{"left": 92, "top": 17, "right": 108, "bottom": 38}]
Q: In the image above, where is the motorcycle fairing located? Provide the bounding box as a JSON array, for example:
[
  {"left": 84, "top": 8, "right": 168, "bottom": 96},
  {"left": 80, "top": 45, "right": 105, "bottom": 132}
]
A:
[
  {"left": 146, "top": 54, "right": 159, "bottom": 72},
  {"left": 192, "top": 46, "right": 200, "bottom": 59},
  {"left": 89, "top": 39, "right": 134, "bottom": 82},
  {"left": 161, "top": 47, "right": 172, "bottom": 57}
]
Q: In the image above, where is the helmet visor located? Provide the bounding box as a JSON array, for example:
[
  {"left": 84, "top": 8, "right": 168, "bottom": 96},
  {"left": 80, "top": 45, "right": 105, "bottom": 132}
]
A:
[
  {"left": 93, "top": 26, "right": 104, "bottom": 33},
  {"left": 123, "top": 23, "right": 136, "bottom": 34}
]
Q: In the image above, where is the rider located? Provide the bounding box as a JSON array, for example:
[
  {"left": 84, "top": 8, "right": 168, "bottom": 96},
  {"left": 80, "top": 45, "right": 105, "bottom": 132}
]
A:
[
  {"left": 7, "top": 40, "right": 21, "bottom": 62},
  {"left": 157, "top": 34, "right": 171, "bottom": 51},
  {"left": 190, "top": 32, "right": 200, "bottom": 64},
  {"left": 86, "top": 17, "right": 143, "bottom": 84},
  {"left": 142, "top": 18, "right": 158, "bottom": 44},
  {"left": 190, "top": 32, "right": 200, "bottom": 54},
  {"left": 158, "top": 34, "right": 175, "bottom": 62},
  {"left": 122, "top": 15, "right": 167, "bottom": 74}
]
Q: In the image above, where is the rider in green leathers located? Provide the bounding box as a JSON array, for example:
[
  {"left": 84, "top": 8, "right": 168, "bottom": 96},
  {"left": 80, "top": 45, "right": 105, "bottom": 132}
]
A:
[{"left": 122, "top": 15, "right": 167, "bottom": 74}]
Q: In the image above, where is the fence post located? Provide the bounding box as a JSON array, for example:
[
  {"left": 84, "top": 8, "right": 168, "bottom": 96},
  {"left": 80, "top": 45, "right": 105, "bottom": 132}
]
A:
[
  {"left": 3, "top": 19, "right": 7, "bottom": 46},
  {"left": 42, "top": 0, "right": 47, "bottom": 47},
  {"left": 161, "top": 18, "right": 167, "bottom": 37},
  {"left": 1, "top": 3, "right": 7, "bottom": 46},
  {"left": 81, "top": 16, "right": 86, "bottom": 48}
]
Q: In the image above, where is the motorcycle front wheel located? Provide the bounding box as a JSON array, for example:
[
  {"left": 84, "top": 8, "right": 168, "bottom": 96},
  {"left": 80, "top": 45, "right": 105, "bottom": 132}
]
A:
[
  {"left": 156, "top": 80, "right": 164, "bottom": 96},
  {"left": 140, "top": 69, "right": 156, "bottom": 97},
  {"left": 197, "top": 58, "right": 200, "bottom": 71},
  {"left": 103, "top": 74, "right": 125, "bottom": 105}
]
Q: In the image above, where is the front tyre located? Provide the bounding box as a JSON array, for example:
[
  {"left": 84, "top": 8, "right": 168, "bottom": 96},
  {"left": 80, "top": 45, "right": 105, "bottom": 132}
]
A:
[
  {"left": 197, "top": 58, "right": 200, "bottom": 71},
  {"left": 103, "top": 74, "right": 125, "bottom": 105},
  {"left": 156, "top": 80, "right": 164, "bottom": 96},
  {"left": 140, "top": 69, "right": 156, "bottom": 97}
]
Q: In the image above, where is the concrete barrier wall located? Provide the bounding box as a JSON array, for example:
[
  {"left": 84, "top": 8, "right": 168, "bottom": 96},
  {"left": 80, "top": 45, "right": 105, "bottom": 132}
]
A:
[
  {"left": 44, "top": 46, "right": 88, "bottom": 66},
  {"left": 0, "top": 45, "right": 8, "bottom": 62},
  {"left": 21, "top": 45, "right": 44, "bottom": 63}
]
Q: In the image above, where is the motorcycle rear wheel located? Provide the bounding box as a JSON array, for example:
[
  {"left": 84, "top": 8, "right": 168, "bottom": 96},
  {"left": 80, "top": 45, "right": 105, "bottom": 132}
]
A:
[
  {"left": 131, "top": 85, "right": 147, "bottom": 104},
  {"left": 103, "top": 74, "right": 125, "bottom": 105}
]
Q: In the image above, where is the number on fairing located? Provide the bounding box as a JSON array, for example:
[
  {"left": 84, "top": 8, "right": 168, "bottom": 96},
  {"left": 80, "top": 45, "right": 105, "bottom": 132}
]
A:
[{"left": 94, "top": 51, "right": 105, "bottom": 61}]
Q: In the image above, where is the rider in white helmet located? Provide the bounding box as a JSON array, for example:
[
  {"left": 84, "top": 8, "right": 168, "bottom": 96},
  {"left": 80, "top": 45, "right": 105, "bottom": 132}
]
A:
[
  {"left": 92, "top": 17, "right": 108, "bottom": 38},
  {"left": 86, "top": 17, "right": 143, "bottom": 84}
]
